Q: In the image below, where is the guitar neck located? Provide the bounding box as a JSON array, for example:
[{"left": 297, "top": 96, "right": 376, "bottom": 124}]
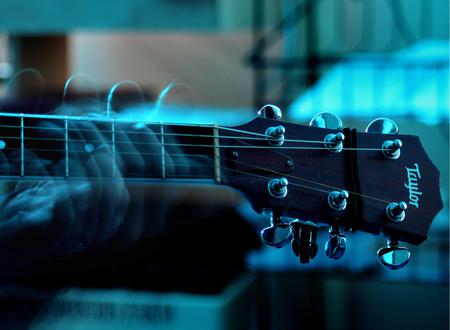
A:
[{"left": 0, "top": 112, "right": 222, "bottom": 183}]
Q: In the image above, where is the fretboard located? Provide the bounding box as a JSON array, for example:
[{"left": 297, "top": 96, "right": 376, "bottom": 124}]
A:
[{"left": 0, "top": 113, "right": 222, "bottom": 183}]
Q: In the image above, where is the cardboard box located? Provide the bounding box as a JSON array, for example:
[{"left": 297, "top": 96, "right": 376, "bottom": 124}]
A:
[{"left": 0, "top": 275, "right": 254, "bottom": 330}]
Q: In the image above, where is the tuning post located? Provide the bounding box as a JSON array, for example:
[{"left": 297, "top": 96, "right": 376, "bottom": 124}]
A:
[
  {"left": 377, "top": 239, "right": 411, "bottom": 270},
  {"left": 267, "top": 177, "right": 288, "bottom": 199},
  {"left": 265, "top": 125, "right": 285, "bottom": 146},
  {"left": 328, "top": 190, "right": 349, "bottom": 211},
  {"left": 382, "top": 139, "right": 402, "bottom": 160},
  {"left": 260, "top": 210, "right": 293, "bottom": 248},
  {"left": 386, "top": 201, "right": 407, "bottom": 223},
  {"left": 325, "top": 226, "right": 346, "bottom": 260},
  {"left": 258, "top": 104, "right": 282, "bottom": 120},
  {"left": 324, "top": 132, "right": 345, "bottom": 153}
]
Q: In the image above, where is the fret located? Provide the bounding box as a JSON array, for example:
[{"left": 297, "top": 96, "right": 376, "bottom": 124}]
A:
[
  {"left": 111, "top": 119, "right": 116, "bottom": 177},
  {"left": 213, "top": 125, "right": 221, "bottom": 183},
  {"left": 20, "top": 115, "right": 24, "bottom": 177},
  {"left": 64, "top": 117, "right": 69, "bottom": 177},
  {"left": 160, "top": 123, "right": 166, "bottom": 179}
]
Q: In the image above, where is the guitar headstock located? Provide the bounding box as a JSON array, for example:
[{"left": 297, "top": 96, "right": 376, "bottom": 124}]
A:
[{"left": 219, "top": 106, "right": 443, "bottom": 270}]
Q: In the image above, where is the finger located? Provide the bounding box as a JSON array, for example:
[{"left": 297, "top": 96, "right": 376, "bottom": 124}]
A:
[
  {"left": 65, "top": 121, "right": 104, "bottom": 248},
  {"left": 69, "top": 121, "right": 129, "bottom": 247},
  {"left": 88, "top": 149, "right": 128, "bottom": 244},
  {"left": 114, "top": 123, "right": 146, "bottom": 177},
  {"left": 0, "top": 144, "right": 11, "bottom": 175},
  {"left": 14, "top": 149, "right": 51, "bottom": 192},
  {"left": 30, "top": 120, "right": 82, "bottom": 251},
  {"left": 112, "top": 123, "right": 164, "bottom": 245},
  {"left": 28, "top": 120, "right": 66, "bottom": 176}
]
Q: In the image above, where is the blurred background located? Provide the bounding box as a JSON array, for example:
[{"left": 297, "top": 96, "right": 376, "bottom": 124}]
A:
[{"left": 0, "top": 0, "right": 448, "bottom": 329}]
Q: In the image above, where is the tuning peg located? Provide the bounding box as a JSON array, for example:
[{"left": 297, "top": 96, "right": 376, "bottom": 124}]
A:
[
  {"left": 309, "top": 227, "right": 319, "bottom": 260},
  {"left": 289, "top": 221, "right": 319, "bottom": 264},
  {"left": 260, "top": 211, "right": 292, "bottom": 248},
  {"left": 377, "top": 239, "right": 411, "bottom": 270},
  {"left": 298, "top": 225, "right": 312, "bottom": 264},
  {"left": 325, "top": 226, "right": 346, "bottom": 260},
  {"left": 309, "top": 112, "right": 343, "bottom": 129},
  {"left": 258, "top": 104, "right": 282, "bottom": 120},
  {"left": 290, "top": 220, "right": 302, "bottom": 256},
  {"left": 366, "top": 118, "right": 399, "bottom": 134}
]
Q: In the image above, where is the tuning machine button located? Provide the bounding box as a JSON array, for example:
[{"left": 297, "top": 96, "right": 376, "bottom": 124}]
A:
[
  {"left": 267, "top": 177, "right": 288, "bottom": 199},
  {"left": 310, "top": 232, "right": 319, "bottom": 260},
  {"left": 366, "top": 118, "right": 399, "bottom": 134},
  {"left": 328, "top": 190, "right": 349, "bottom": 211},
  {"left": 386, "top": 201, "right": 407, "bottom": 223},
  {"left": 382, "top": 139, "right": 402, "bottom": 160},
  {"left": 290, "top": 220, "right": 302, "bottom": 256},
  {"left": 324, "top": 132, "right": 345, "bottom": 153},
  {"left": 265, "top": 125, "right": 285, "bottom": 146},
  {"left": 260, "top": 211, "right": 292, "bottom": 248},
  {"left": 310, "top": 112, "right": 343, "bottom": 129},
  {"left": 377, "top": 239, "right": 411, "bottom": 270},
  {"left": 325, "top": 226, "right": 346, "bottom": 260},
  {"left": 258, "top": 104, "right": 282, "bottom": 120},
  {"left": 289, "top": 220, "right": 318, "bottom": 264}
]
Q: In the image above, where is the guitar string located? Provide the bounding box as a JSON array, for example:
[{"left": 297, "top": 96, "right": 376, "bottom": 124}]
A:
[
  {"left": 224, "top": 156, "right": 391, "bottom": 204},
  {"left": 0, "top": 123, "right": 275, "bottom": 139},
  {"left": 1, "top": 164, "right": 332, "bottom": 196},
  {"left": 0, "top": 122, "right": 380, "bottom": 147},
  {"left": 3, "top": 149, "right": 390, "bottom": 205},
  {"left": 214, "top": 161, "right": 332, "bottom": 195},
  {"left": 0, "top": 138, "right": 384, "bottom": 152},
  {"left": 0, "top": 145, "right": 383, "bottom": 152},
  {"left": 0, "top": 123, "right": 314, "bottom": 142},
  {"left": 3, "top": 156, "right": 334, "bottom": 196},
  {"left": 0, "top": 118, "right": 400, "bottom": 204},
  {"left": 0, "top": 132, "right": 326, "bottom": 144}
]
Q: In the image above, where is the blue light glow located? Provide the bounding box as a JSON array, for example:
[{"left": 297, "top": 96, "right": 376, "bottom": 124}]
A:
[
  {"left": 106, "top": 80, "right": 145, "bottom": 117},
  {"left": 289, "top": 40, "right": 449, "bottom": 125}
]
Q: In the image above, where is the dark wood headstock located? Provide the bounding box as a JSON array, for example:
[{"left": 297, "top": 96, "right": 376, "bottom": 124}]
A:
[
  {"left": 219, "top": 116, "right": 443, "bottom": 246},
  {"left": 355, "top": 131, "right": 442, "bottom": 244}
]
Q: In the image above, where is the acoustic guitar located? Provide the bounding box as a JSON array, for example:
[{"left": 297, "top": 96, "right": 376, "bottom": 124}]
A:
[{"left": 0, "top": 104, "right": 442, "bottom": 270}]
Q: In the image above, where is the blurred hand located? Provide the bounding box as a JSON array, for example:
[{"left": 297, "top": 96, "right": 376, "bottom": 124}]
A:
[
  {"left": 0, "top": 117, "right": 131, "bottom": 277},
  {"left": 0, "top": 108, "right": 234, "bottom": 280}
]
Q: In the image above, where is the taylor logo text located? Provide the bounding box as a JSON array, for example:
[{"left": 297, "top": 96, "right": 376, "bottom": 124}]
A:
[{"left": 405, "top": 163, "right": 422, "bottom": 208}]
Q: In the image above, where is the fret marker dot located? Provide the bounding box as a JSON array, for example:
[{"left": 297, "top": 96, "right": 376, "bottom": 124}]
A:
[
  {"left": 84, "top": 143, "right": 95, "bottom": 153},
  {"left": 0, "top": 140, "right": 5, "bottom": 149}
]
